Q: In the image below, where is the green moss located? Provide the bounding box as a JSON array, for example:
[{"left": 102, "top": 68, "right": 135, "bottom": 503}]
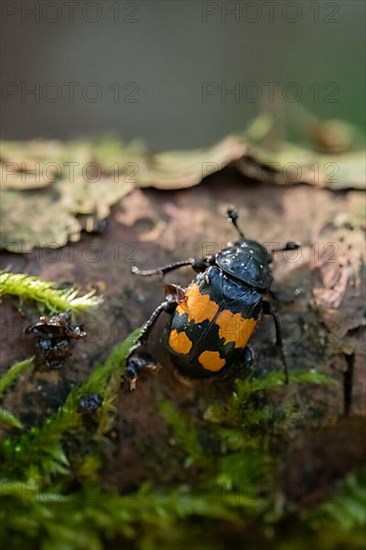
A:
[
  {"left": 158, "top": 400, "right": 206, "bottom": 468},
  {"left": 277, "top": 470, "right": 366, "bottom": 550},
  {"left": 0, "top": 357, "right": 34, "bottom": 429},
  {"left": 204, "top": 369, "right": 334, "bottom": 431},
  {"left": 0, "top": 321, "right": 360, "bottom": 549},
  {"left": 0, "top": 270, "right": 102, "bottom": 312},
  {"left": 1, "top": 329, "right": 141, "bottom": 482},
  {"left": 0, "top": 406, "right": 23, "bottom": 429},
  {"left": 159, "top": 392, "right": 273, "bottom": 510},
  {"left": 312, "top": 471, "right": 366, "bottom": 531},
  {"left": 0, "top": 357, "right": 34, "bottom": 397},
  {"left": 234, "top": 369, "right": 335, "bottom": 399},
  {"left": 2, "top": 472, "right": 364, "bottom": 550},
  {"left": 0, "top": 485, "right": 239, "bottom": 550}
]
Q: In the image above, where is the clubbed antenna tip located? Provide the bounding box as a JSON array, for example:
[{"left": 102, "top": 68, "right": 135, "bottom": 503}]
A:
[{"left": 227, "top": 207, "right": 245, "bottom": 239}]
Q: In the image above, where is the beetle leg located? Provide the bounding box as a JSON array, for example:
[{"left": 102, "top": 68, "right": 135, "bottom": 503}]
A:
[
  {"left": 125, "top": 298, "right": 177, "bottom": 390},
  {"left": 232, "top": 346, "right": 255, "bottom": 372},
  {"left": 268, "top": 288, "right": 297, "bottom": 304},
  {"left": 221, "top": 346, "right": 254, "bottom": 382},
  {"left": 131, "top": 257, "right": 209, "bottom": 277},
  {"left": 262, "top": 301, "right": 289, "bottom": 384},
  {"left": 127, "top": 299, "right": 176, "bottom": 358},
  {"left": 124, "top": 354, "right": 159, "bottom": 391},
  {"left": 164, "top": 284, "right": 186, "bottom": 303}
]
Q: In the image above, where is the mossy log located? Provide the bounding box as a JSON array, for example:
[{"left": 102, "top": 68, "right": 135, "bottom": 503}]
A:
[{"left": 0, "top": 168, "right": 365, "bottom": 548}]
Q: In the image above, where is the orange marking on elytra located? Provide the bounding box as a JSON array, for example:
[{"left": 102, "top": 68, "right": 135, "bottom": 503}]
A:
[
  {"left": 168, "top": 329, "right": 193, "bottom": 355},
  {"left": 198, "top": 350, "right": 226, "bottom": 372},
  {"left": 176, "top": 284, "right": 219, "bottom": 324},
  {"left": 216, "top": 310, "right": 257, "bottom": 348}
]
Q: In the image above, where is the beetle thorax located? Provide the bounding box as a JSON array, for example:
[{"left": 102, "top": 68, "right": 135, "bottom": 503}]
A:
[{"left": 216, "top": 239, "right": 273, "bottom": 289}]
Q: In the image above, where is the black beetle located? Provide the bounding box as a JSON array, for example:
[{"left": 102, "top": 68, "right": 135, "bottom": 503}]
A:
[{"left": 125, "top": 208, "right": 299, "bottom": 390}]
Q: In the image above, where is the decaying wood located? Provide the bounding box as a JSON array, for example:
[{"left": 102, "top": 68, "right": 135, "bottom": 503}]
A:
[{"left": 0, "top": 169, "right": 365, "bottom": 500}]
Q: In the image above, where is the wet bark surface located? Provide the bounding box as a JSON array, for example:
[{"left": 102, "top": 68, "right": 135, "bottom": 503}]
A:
[{"left": 1, "top": 169, "right": 365, "bottom": 503}]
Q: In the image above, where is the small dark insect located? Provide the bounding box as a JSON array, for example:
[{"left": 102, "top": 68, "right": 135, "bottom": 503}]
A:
[
  {"left": 125, "top": 208, "right": 300, "bottom": 390},
  {"left": 78, "top": 393, "right": 103, "bottom": 415},
  {"left": 25, "top": 311, "right": 86, "bottom": 368}
]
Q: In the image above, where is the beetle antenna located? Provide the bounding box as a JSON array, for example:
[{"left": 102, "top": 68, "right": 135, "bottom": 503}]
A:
[
  {"left": 272, "top": 241, "right": 300, "bottom": 253},
  {"left": 227, "top": 207, "right": 245, "bottom": 239}
]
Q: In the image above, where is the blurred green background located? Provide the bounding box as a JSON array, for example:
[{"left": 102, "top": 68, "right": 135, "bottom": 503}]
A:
[{"left": 1, "top": 0, "right": 365, "bottom": 149}]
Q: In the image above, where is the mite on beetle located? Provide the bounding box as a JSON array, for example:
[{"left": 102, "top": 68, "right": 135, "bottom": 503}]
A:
[{"left": 125, "top": 208, "right": 300, "bottom": 390}]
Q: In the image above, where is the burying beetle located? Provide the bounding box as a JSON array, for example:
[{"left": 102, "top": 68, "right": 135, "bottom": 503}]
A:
[{"left": 125, "top": 208, "right": 300, "bottom": 390}]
